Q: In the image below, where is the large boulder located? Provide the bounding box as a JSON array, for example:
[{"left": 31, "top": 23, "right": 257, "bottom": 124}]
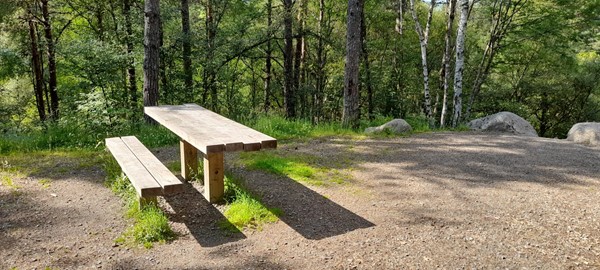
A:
[
  {"left": 567, "top": 122, "right": 600, "bottom": 146},
  {"left": 365, "top": 119, "right": 412, "bottom": 134},
  {"left": 468, "top": 111, "right": 538, "bottom": 137}
]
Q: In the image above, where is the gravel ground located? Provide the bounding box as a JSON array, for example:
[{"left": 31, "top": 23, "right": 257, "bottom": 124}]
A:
[{"left": 1, "top": 132, "right": 600, "bottom": 269}]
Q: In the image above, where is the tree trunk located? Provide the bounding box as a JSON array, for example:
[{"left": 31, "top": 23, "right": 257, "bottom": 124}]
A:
[
  {"left": 360, "top": 9, "right": 374, "bottom": 120},
  {"left": 143, "top": 0, "right": 161, "bottom": 121},
  {"left": 314, "top": 0, "right": 327, "bottom": 123},
  {"left": 294, "top": 0, "right": 307, "bottom": 118},
  {"left": 181, "top": 0, "right": 193, "bottom": 100},
  {"left": 451, "top": 0, "right": 469, "bottom": 127},
  {"left": 123, "top": 0, "right": 138, "bottom": 114},
  {"left": 95, "top": 2, "right": 105, "bottom": 40},
  {"left": 409, "top": 0, "right": 435, "bottom": 127},
  {"left": 28, "top": 15, "right": 46, "bottom": 122},
  {"left": 395, "top": 0, "right": 405, "bottom": 35},
  {"left": 342, "top": 0, "right": 364, "bottom": 129},
  {"left": 158, "top": 15, "right": 170, "bottom": 103},
  {"left": 41, "top": 0, "right": 59, "bottom": 120},
  {"left": 439, "top": 0, "right": 456, "bottom": 128},
  {"left": 283, "top": 0, "right": 295, "bottom": 118},
  {"left": 204, "top": 0, "right": 218, "bottom": 112},
  {"left": 264, "top": 0, "right": 273, "bottom": 113}
]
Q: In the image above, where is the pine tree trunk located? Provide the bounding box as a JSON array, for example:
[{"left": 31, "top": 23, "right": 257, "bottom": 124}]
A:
[
  {"left": 342, "top": 0, "right": 364, "bottom": 129},
  {"left": 123, "top": 0, "right": 138, "bottom": 113},
  {"left": 159, "top": 16, "right": 169, "bottom": 103},
  {"left": 143, "top": 0, "right": 161, "bottom": 121},
  {"left": 294, "top": 0, "right": 307, "bottom": 118},
  {"left": 204, "top": 0, "right": 218, "bottom": 112},
  {"left": 361, "top": 10, "right": 374, "bottom": 120},
  {"left": 181, "top": 0, "right": 193, "bottom": 100},
  {"left": 283, "top": 0, "right": 295, "bottom": 118},
  {"left": 41, "top": 0, "right": 59, "bottom": 120},
  {"left": 28, "top": 15, "right": 46, "bottom": 122},
  {"left": 439, "top": 0, "right": 456, "bottom": 128},
  {"left": 452, "top": 0, "right": 469, "bottom": 128},
  {"left": 409, "top": 0, "right": 435, "bottom": 127},
  {"left": 264, "top": 0, "right": 273, "bottom": 113},
  {"left": 314, "top": 0, "right": 327, "bottom": 123}
]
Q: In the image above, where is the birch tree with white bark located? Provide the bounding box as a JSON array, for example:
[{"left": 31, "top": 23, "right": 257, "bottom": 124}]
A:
[
  {"left": 409, "top": 0, "right": 436, "bottom": 127},
  {"left": 439, "top": 0, "right": 457, "bottom": 128},
  {"left": 451, "top": 0, "right": 470, "bottom": 127}
]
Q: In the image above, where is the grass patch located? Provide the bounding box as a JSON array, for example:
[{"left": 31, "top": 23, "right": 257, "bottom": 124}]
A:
[
  {"left": 104, "top": 157, "right": 175, "bottom": 248},
  {"left": 38, "top": 178, "right": 51, "bottom": 188},
  {"left": 239, "top": 151, "right": 351, "bottom": 186},
  {"left": 248, "top": 114, "right": 469, "bottom": 140},
  {"left": 239, "top": 151, "right": 322, "bottom": 185},
  {"left": 1, "top": 174, "right": 20, "bottom": 190},
  {"left": 249, "top": 115, "right": 393, "bottom": 140},
  {"left": 219, "top": 174, "right": 281, "bottom": 232},
  {"left": 1, "top": 150, "right": 101, "bottom": 178},
  {"left": 0, "top": 122, "right": 178, "bottom": 154}
]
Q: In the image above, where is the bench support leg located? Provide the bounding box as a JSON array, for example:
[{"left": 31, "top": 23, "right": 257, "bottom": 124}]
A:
[
  {"left": 139, "top": 196, "right": 157, "bottom": 209},
  {"left": 203, "top": 152, "right": 224, "bottom": 203},
  {"left": 180, "top": 140, "right": 198, "bottom": 181}
]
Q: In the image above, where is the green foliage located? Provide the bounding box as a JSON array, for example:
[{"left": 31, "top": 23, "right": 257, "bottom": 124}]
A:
[
  {"left": 219, "top": 174, "right": 281, "bottom": 231},
  {"left": 404, "top": 115, "right": 432, "bottom": 133},
  {"left": 0, "top": 0, "right": 598, "bottom": 140}
]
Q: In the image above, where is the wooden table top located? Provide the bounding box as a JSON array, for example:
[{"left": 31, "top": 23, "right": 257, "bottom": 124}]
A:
[{"left": 144, "top": 104, "right": 277, "bottom": 154}]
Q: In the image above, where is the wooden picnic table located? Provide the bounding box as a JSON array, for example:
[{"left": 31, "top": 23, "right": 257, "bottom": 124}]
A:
[{"left": 144, "top": 104, "right": 277, "bottom": 203}]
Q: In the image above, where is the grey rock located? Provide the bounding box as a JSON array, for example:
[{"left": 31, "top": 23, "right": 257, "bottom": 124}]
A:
[
  {"left": 364, "top": 119, "right": 412, "bottom": 134},
  {"left": 468, "top": 111, "right": 538, "bottom": 137},
  {"left": 567, "top": 122, "right": 600, "bottom": 146}
]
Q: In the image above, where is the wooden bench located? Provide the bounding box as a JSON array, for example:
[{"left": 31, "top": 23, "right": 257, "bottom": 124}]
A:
[
  {"left": 144, "top": 104, "right": 277, "bottom": 203},
  {"left": 105, "top": 136, "right": 184, "bottom": 207}
]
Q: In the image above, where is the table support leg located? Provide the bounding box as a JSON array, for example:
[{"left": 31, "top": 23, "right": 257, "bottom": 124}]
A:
[
  {"left": 203, "top": 152, "right": 224, "bottom": 203},
  {"left": 180, "top": 140, "right": 198, "bottom": 181}
]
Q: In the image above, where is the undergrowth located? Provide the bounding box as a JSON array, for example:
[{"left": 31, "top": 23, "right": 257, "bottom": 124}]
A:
[
  {"left": 219, "top": 173, "right": 281, "bottom": 232},
  {"left": 0, "top": 122, "right": 178, "bottom": 154},
  {"left": 103, "top": 156, "right": 175, "bottom": 248}
]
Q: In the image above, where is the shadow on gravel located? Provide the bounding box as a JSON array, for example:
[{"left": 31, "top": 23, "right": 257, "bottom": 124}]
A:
[
  {"left": 319, "top": 133, "right": 600, "bottom": 189},
  {"left": 231, "top": 168, "right": 375, "bottom": 240},
  {"left": 164, "top": 182, "right": 245, "bottom": 247}
]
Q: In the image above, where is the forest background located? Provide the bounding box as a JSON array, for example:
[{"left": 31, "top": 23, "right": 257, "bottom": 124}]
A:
[{"left": 0, "top": 0, "right": 599, "bottom": 149}]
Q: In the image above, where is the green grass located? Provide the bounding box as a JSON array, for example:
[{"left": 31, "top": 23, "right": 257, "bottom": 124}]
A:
[
  {"left": 38, "top": 178, "right": 51, "bottom": 188},
  {"left": 104, "top": 158, "right": 175, "bottom": 248},
  {"left": 238, "top": 151, "right": 351, "bottom": 186},
  {"left": 219, "top": 174, "right": 281, "bottom": 232},
  {"left": 1, "top": 174, "right": 20, "bottom": 190},
  {"left": 248, "top": 114, "right": 470, "bottom": 140},
  {"left": 0, "top": 122, "right": 178, "bottom": 154},
  {"left": 249, "top": 115, "right": 393, "bottom": 140},
  {"left": 1, "top": 149, "right": 101, "bottom": 178}
]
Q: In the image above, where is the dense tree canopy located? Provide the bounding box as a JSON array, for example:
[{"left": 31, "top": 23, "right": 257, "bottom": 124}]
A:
[{"left": 0, "top": 0, "right": 598, "bottom": 137}]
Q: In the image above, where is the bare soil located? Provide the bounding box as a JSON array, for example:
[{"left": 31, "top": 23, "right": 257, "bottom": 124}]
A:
[{"left": 2, "top": 132, "right": 600, "bottom": 269}]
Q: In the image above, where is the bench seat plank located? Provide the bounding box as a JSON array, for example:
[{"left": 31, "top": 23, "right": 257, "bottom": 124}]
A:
[
  {"left": 120, "top": 136, "right": 184, "bottom": 195},
  {"left": 105, "top": 138, "right": 163, "bottom": 197}
]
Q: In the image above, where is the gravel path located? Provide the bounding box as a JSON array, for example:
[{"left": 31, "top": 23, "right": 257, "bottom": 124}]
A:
[{"left": 2, "top": 132, "right": 600, "bottom": 269}]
